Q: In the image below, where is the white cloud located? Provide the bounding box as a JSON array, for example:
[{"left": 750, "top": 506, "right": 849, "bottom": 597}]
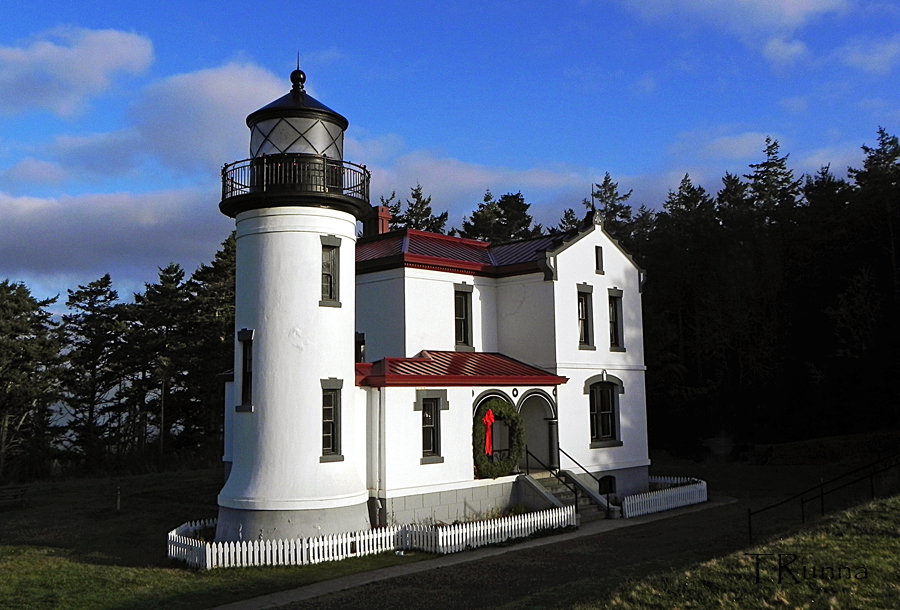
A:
[
  {"left": 779, "top": 96, "right": 808, "bottom": 113},
  {"left": 704, "top": 132, "right": 773, "bottom": 160},
  {"left": 0, "top": 188, "right": 232, "bottom": 282},
  {"left": 0, "top": 158, "right": 68, "bottom": 189},
  {"left": 798, "top": 144, "right": 863, "bottom": 175},
  {"left": 836, "top": 35, "right": 900, "bottom": 74},
  {"left": 53, "top": 129, "right": 143, "bottom": 175},
  {"left": 763, "top": 37, "right": 810, "bottom": 67},
  {"left": 618, "top": 0, "right": 851, "bottom": 35},
  {"left": 366, "top": 149, "right": 600, "bottom": 227},
  {"left": 131, "top": 62, "right": 285, "bottom": 173},
  {"left": 0, "top": 26, "right": 153, "bottom": 116}
]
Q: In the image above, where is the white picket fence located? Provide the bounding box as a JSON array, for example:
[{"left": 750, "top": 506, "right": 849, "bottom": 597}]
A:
[
  {"left": 621, "top": 476, "right": 707, "bottom": 518},
  {"left": 168, "top": 505, "right": 576, "bottom": 570}
]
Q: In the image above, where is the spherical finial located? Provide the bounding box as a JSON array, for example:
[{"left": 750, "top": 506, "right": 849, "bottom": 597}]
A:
[{"left": 290, "top": 69, "right": 306, "bottom": 90}]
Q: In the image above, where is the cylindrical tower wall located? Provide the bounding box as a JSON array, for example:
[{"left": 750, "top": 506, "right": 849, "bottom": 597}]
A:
[{"left": 216, "top": 206, "right": 369, "bottom": 539}]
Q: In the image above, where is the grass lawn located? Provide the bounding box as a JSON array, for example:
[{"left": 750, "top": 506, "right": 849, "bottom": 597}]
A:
[
  {"left": 1, "top": 431, "right": 898, "bottom": 610},
  {"left": 587, "top": 494, "right": 900, "bottom": 610},
  {"left": 0, "top": 468, "right": 429, "bottom": 610}
]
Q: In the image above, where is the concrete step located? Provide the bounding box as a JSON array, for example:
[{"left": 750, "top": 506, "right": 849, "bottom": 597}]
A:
[{"left": 532, "top": 473, "right": 616, "bottom": 520}]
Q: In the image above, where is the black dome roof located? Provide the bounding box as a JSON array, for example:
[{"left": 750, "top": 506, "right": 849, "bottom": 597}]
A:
[{"left": 245, "top": 70, "right": 349, "bottom": 130}]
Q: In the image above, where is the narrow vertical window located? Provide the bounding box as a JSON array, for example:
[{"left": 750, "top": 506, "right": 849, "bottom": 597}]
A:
[
  {"left": 422, "top": 397, "right": 439, "bottom": 457},
  {"left": 322, "top": 389, "right": 338, "bottom": 455},
  {"left": 416, "top": 390, "right": 447, "bottom": 464},
  {"left": 237, "top": 328, "right": 254, "bottom": 412},
  {"left": 608, "top": 288, "right": 625, "bottom": 351},
  {"left": 455, "top": 292, "right": 469, "bottom": 344},
  {"left": 454, "top": 283, "right": 474, "bottom": 351},
  {"left": 320, "top": 235, "right": 341, "bottom": 307},
  {"left": 320, "top": 378, "right": 344, "bottom": 461},
  {"left": 577, "top": 284, "right": 594, "bottom": 349},
  {"left": 595, "top": 246, "right": 604, "bottom": 274}
]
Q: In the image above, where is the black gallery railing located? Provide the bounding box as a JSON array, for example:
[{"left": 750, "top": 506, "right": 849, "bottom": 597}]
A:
[{"left": 222, "top": 154, "right": 370, "bottom": 203}]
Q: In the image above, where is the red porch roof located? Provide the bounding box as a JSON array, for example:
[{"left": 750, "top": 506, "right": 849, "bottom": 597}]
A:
[{"left": 356, "top": 350, "right": 568, "bottom": 387}]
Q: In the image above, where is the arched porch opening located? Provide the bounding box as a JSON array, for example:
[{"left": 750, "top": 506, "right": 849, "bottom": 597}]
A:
[{"left": 517, "top": 391, "right": 558, "bottom": 471}]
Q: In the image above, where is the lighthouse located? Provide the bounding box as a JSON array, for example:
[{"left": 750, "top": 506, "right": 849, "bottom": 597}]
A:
[{"left": 215, "top": 69, "right": 372, "bottom": 541}]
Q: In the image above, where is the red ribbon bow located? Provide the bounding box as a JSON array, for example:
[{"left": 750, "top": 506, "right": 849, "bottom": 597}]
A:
[{"left": 482, "top": 408, "right": 495, "bottom": 456}]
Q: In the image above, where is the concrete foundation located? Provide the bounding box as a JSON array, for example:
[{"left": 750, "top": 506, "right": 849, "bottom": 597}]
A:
[
  {"left": 371, "top": 476, "right": 560, "bottom": 526},
  {"left": 568, "top": 464, "right": 649, "bottom": 500},
  {"left": 215, "top": 501, "right": 371, "bottom": 541}
]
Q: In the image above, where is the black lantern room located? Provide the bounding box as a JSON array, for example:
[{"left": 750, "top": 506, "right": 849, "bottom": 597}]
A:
[{"left": 219, "top": 69, "right": 371, "bottom": 220}]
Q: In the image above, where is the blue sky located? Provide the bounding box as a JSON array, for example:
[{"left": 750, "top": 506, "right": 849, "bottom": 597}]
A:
[{"left": 1, "top": 0, "right": 898, "bottom": 304}]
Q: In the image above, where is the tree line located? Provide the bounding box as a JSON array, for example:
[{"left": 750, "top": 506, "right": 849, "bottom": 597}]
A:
[
  {"left": 1, "top": 129, "right": 897, "bottom": 482},
  {"left": 0, "top": 236, "right": 234, "bottom": 483}
]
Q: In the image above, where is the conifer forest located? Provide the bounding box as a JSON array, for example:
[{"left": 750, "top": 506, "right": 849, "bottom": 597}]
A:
[{"left": 1, "top": 130, "right": 897, "bottom": 484}]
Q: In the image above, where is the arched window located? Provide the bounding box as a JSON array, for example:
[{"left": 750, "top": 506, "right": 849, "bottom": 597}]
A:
[{"left": 583, "top": 374, "right": 624, "bottom": 449}]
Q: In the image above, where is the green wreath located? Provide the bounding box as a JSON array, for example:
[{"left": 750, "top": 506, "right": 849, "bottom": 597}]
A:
[{"left": 473, "top": 398, "right": 525, "bottom": 479}]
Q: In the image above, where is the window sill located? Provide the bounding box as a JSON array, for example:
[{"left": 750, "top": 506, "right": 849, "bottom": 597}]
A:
[
  {"left": 578, "top": 344, "right": 596, "bottom": 351},
  {"left": 420, "top": 455, "right": 444, "bottom": 465},
  {"left": 320, "top": 454, "right": 344, "bottom": 463},
  {"left": 235, "top": 404, "right": 254, "bottom": 413},
  {"left": 609, "top": 346, "right": 626, "bottom": 353},
  {"left": 319, "top": 300, "right": 342, "bottom": 308},
  {"left": 454, "top": 345, "right": 475, "bottom": 353},
  {"left": 595, "top": 270, "right": 605, "bottom": 275},
  {"left": 590, "top": 440, "right": 623, "bottom": 449}
]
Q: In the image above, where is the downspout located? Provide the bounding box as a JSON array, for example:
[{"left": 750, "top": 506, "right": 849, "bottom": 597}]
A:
[{"left": 377, "top": 386, "right": 386, "bottom": 526}]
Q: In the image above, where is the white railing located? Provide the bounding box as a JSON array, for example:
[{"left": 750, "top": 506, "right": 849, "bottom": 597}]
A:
[
  {"left": 621, "top": 476, "right": 707, "bottom": 518},
  {"left": 168, "top": 505, "right": 576, "bottom": 570}
]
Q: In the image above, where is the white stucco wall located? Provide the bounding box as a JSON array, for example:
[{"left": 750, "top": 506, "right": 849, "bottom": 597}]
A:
[
  {"left": 548, "top": 223, "right": 650, "bottom": 483},
  {"left": 357, "top": 268, "right": 499, "bottom": 358},
  {"left": 356, "top": 269, "right": 406, "bottom": 361},
  {"left": 496, "top": 274, "right": 557, "bottom": 369},
  {"left": 552, "top": 224, "right": 645, "bottom": 369},
  {"left": 219, "top": 206, "right": 368, "bottom": 512}
]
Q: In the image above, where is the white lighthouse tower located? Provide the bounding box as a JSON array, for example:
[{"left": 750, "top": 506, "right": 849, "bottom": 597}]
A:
[{"left": 215, "top": 69, "right": 372, "bottom": 540}]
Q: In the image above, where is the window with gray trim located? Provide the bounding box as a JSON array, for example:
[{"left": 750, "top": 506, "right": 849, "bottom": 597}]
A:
[
  {"left": 454, "top": 283, "right": 473, "bottom": 351},
  {"left": 415, "top": 389, "right": 448, "bottom": 464},
  {"left": 595, "top": 246, "right": 604, "bottom": 274},
  {"left": 608, "top": 288, "right": 624, "bottom": 351},
  {"left": 321, "top": 378, "right": 343, "bottom": 461},
  {"left": 577, "top": 284, "right": 594, "bottom": 349},
  {"left": 422, "top": 398, "right": 439, "bottom": 457},
  {"left": 589, "top": 382, "right": 616, "bottom": 443},
  {"left": 237, "top": 328, "right": 254, "bottom": 412},
  {"left": 320, "top": 235, "right": 341, "bottom": 307}
]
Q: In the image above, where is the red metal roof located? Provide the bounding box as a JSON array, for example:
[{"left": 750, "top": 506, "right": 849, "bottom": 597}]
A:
[
  {"left": 356, "top": 350, "right": 568, "bottom": 387},
  {"left": 356, "top": 229, "right": 570, "bottom": 277}
]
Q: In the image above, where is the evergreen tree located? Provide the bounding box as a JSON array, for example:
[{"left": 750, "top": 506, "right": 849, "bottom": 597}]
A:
[
  {"left": 456, "top": 190, "right": 543, "bottom": 242},
  {"left": 0, "top": 281, "right": 60, "bottom": 483},
  {"left": 586, "top": 173, "right": 633, "bottom": 240},
  {"left": 387, "top": 184, "right": 448, "bottom": 233},
  {"left": 848, "top": 128, "right": 900, "bottom": 301},
  {"left": 552, "top": 208, "right": 582, "bottom": 233},
  {"left": 744, "top": 137, "right": 802, "bottom": 224},
  {"left": 60, "top": 274, "right": 126, "bottom": 472},
  {"left": 182, "top": 234, "right": 236, "bottom": 454},
  {"left": 130, "top": 263, "right": 192, "bottom": 465}
]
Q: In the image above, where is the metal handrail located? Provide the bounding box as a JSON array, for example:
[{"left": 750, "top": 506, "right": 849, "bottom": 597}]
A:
[
  {"left": 748, "top": 451, "right": 900, "bottom": 543},
  {"left": 558, "top": 446, "right": 603, "bottom": 493},
  {"left": 221, "top": 154, "right": 370, "bottom": 203},
  {"left": 525, "top": 445, "right": 579, "bottom": 514},
  {"left": 558, "top": 446, "right": 615, "bottom": 518}
]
